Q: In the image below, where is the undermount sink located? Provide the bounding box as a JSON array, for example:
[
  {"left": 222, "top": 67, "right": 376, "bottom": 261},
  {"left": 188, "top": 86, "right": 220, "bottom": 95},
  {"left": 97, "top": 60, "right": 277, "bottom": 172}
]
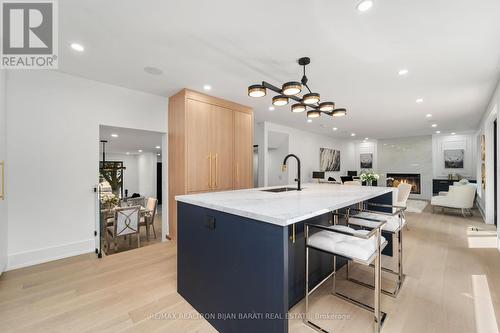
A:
[{"left": 261, "top": 187, "right": 298, "bottom": 193}]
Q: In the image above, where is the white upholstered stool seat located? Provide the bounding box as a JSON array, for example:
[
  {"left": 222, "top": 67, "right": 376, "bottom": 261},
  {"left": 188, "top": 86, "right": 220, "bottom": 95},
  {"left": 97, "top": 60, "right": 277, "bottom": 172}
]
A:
[
  {"left": 308, "top": 225, "right": 386, "bottom": 263},
  {"left": 349, "top": 212, "right": 406, "bottom": 233}
]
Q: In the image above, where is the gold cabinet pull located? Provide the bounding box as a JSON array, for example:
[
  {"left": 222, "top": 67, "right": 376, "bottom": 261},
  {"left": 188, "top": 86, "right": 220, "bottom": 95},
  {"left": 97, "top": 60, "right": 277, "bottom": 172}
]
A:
[
  {"left": 214, "top": 154, "right": 218, "bottom": 187},
  {"left": 236, "top": 163, "right": 239, "bottom": 186},
  {"left": 290, "top": 224, "right": 296, "bottom": 243},
  {"left": 208, "top": 154, "right": 212, "bottom": 188}
]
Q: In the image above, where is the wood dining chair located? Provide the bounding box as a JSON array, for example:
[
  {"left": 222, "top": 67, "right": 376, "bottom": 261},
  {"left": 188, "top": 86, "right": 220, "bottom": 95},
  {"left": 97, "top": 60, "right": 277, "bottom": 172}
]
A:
[
  {"left": 140, "top": 198, "right": 158, "bottom": 241},
  {"left": 106, "top": 206, "right": 141, "bottom": 252}
]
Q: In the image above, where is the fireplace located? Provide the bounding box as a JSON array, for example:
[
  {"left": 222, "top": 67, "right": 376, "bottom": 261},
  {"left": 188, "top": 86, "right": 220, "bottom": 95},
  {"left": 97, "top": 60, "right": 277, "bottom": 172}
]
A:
[{"left": 386, "top": 173, "right": 421, "bottom": 194}]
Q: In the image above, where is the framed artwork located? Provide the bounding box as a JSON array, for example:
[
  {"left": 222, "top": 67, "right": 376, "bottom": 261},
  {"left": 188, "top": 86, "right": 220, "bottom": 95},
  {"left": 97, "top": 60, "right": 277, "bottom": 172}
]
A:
[
  {"left": 320, "top": 148, "right": 340, "bottom": 172},
  {"left": 444, "top": 149, "right": 464, "bottom": 168},
  {"left": 360, "top": 153, "right": 373, "bottom": 169}
]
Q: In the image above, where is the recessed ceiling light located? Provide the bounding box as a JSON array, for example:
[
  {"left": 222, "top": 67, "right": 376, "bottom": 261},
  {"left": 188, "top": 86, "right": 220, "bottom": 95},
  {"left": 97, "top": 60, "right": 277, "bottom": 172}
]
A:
[
  {"left": 431, "top": 124, "right": 437, "bottom": 127},
  {"left": 451, "top": 132, "right": 456, "bottom": 135},
  {"left": 364, "top": 137, "right": 369, "bottom": 140},
  {"left": 356, "top": 0, "right": 373, "bottom": 12},
  {"left": 110, "top": 133, "right": 119, "bottom": 138},
  {"left": 268, "top": 106, "right": 275, "bottom": 111},
  {"left": 435, "top": 131, "right": 441, "bottom": 134},
  {"left": 157, "top": 153, "right": 161, "bottom": 156},
  {"left": 398, "top": 69, "right": 409, "bottom": 76},
  {"left": 144, "top": 66, "right": 163, "bottom": 75},
  {"left": 351, "top": 133, "right": 356, "bottom": 137},
  {"left": 332, "top": 127, "right": 338, "bottom": 131},
  {"left": 307, "top": 119, "right": 312, "bottom": 123},
  {"left": 425, "top": 114, "right": 432, "bottom": 118},
  {"left": 155, "top": 146, "right": 160, "bottom": 149},
  {"left": 138, "top": 149, "right": 143, "bottom": 153},
  {"left": 70, "top": 43, "right": 84, "bottom": 52},
  {"left": 203, "top": 84, "right": 212, "bottom": 91},
  {"left": 416, "top": 98, "right": 424, "bottom": 103},
  {"left": 126, "top": 152, "right": 130, "bottom": 155}
]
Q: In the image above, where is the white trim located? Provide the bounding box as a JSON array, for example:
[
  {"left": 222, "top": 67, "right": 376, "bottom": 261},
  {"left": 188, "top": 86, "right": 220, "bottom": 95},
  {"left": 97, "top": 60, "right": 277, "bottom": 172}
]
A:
[{"left": 7, "top": 239, "right": 94, "bottom": 271}]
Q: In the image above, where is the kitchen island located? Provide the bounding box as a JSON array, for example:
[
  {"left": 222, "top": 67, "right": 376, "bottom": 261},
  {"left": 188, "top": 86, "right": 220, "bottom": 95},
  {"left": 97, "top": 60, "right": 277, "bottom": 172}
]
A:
[{"left": 176, "top": 183, "right": 396, "bottom": 333}]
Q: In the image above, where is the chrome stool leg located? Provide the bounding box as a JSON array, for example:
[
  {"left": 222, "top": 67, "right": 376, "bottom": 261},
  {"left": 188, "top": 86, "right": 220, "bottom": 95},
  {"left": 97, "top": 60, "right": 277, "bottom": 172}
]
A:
[
  {"left": 305, "top": 222, "right": 387, "bottom": 333},
  {"left": 304, "top": 224, "right": 330, "bottom": 333},
  {"left": 374, "top": 228, "right": 382, "bottom": 333},
  {"left": 345, "top": 209, "right": 407, "bottom": 298}
]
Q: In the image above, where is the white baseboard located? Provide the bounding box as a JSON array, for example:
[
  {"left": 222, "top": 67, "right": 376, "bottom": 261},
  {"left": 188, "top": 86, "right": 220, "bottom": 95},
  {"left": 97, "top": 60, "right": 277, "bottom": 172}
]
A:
[{"left": 7, "top": 239, "right": 95, "bottom": 271}]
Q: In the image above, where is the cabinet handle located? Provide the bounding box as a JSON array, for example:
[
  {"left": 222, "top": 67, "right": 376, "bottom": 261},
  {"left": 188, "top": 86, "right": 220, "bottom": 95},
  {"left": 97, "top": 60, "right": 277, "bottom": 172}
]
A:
[
  {"left": 214, "top": 153, "right": 218, "bottom": 187},
  {"left": 208, "top": 154, "right": 212, "bottom": 188},
  {"left": 290, "top": 224, "right": 296, "bottom": 243}
]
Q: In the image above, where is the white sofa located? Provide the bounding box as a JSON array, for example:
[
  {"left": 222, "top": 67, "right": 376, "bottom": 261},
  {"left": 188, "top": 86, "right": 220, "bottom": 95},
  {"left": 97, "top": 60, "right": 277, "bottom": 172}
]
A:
[{"left": 431, "top": 183, "right": 476, "bottom": 217}]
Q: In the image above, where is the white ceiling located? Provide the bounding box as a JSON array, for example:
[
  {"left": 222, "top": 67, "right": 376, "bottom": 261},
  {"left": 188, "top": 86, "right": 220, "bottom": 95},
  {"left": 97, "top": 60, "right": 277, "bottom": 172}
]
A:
[
  {"left": 99, "top": 125, "right": 164, "bottom": 155},
  {"left": 60, "top": 0, "right": 500, "bottom": 139}
]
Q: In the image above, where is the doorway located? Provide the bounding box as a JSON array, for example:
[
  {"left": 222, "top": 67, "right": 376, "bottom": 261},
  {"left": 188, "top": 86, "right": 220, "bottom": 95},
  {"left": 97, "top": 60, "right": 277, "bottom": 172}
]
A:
[
  {"left": 267, "top": 131, "right": 289, "bottom": 186},
  {"left": 97, "top": 125, "right": 165, "bottom": 256},
  {"left": 157, "top": 162, "right": 162, "bottom": 205}
]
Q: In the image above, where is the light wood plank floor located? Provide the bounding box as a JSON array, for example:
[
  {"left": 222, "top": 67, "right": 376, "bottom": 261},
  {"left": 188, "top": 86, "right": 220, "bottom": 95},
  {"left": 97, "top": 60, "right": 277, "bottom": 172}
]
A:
[{"left": 0, "top": 206, "right": 499, "bottom": 333}]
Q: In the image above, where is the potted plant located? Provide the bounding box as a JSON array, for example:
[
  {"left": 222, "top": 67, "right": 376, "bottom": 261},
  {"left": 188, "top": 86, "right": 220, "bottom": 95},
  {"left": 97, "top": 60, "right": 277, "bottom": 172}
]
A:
[{"left": 360, "top": 171, "right": 380, "bottom": 186}]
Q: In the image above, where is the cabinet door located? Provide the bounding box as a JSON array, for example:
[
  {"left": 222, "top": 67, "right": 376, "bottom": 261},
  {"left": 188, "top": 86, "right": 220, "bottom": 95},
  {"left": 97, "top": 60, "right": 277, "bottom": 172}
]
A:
[
  {"left": 210, "top": 105, "right": 234, "bottom": 191},
  {"left": 234, "top": 111, "right": 253, "bottom": 189},
  {"left": 186, "top": 99, "right": 212, "bottom": 193}
]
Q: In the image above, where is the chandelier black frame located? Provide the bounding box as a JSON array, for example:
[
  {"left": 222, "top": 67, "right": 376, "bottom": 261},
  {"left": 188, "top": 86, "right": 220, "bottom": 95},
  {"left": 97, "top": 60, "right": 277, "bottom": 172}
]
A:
[{"left": 248, "top": 57, "right": 347, "bottom": 119}]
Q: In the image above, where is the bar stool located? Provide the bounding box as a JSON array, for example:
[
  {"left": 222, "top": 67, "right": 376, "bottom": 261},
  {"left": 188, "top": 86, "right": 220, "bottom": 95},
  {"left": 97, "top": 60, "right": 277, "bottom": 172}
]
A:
[
  {"left": 304, "top": 217, "right": 387, "bottom": 333},
  {"left": 346, "top": 203, "right": 406, "bottom": 297}
]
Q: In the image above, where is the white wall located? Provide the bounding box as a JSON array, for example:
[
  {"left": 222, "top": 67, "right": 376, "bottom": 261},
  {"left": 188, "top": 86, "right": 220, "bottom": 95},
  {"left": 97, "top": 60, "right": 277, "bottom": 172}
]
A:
[
  {"left": 261, "top": 122, "right": 355, "bottom": 186},
  {"left": 105, "top": 153, "right": 139, "bottom": 196},
  {"left": 267, "top": 131, "right": 289, "bottom": 186},
  {"left": 378, "top": 136, "right": 433, "bottom": 200},
  {"left": 432, "top": 133, "right": 477, "bottom": 179},
  {"left": 355, "top": 141, "right": 377, "bottom": 172},
  {"left": 137, "top": 152, "right": 157, "bottom": 199},
  {"left": 0, "top": 70, "right": 7, "bottom": 274},
  {"left": 6, "top": 70, "right": 167, "bottom": 270}
]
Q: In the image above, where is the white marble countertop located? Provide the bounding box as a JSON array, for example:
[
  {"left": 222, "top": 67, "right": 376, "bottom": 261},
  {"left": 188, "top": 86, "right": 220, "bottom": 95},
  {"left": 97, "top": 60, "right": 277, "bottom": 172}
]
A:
[{"left": 176, "top": 183, "right": 395, "bottom": 226}]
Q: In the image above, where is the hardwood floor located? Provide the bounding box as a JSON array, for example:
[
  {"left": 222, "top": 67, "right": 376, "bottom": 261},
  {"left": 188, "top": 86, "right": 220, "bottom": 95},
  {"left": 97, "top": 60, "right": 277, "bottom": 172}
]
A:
[{"left": 0, "top": 206, "right": 499, "bottom": 333}]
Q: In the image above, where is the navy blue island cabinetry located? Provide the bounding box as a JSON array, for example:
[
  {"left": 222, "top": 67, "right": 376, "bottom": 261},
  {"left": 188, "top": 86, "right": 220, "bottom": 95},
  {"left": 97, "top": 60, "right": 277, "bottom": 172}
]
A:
[{"left": 176, "top": 184, "right": 394, "bottom": 333}]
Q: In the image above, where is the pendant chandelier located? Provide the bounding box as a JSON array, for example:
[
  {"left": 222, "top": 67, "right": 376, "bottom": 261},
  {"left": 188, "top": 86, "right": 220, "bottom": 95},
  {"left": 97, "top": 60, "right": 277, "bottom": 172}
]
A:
[{"left": 247, "top": 57, "right": 347, "bottom": 119}]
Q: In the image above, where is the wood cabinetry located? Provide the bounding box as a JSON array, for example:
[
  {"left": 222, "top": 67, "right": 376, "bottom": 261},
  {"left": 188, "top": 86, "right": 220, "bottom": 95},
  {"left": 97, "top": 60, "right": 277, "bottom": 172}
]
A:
[
  {"left": 234, "top": 111, "right": 253, "bottom": 189},
  {"left": 168, "top": 89, "right": 253, "bottom": 239}
]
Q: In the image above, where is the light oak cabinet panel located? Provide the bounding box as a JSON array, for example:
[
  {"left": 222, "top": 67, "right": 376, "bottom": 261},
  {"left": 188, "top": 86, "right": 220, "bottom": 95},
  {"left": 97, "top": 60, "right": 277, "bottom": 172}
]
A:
[
  {"left": 210, "top": 105, "right": 234, "bottom": 191},
  {"left": 168, "top": 89, "right": 253, "bottom": 240},
  {"left": 186, "top": 99, "right": 212, "bottom": 193},
  {"left": 234, "top": 111, "right": 254, "bottom": 189}
]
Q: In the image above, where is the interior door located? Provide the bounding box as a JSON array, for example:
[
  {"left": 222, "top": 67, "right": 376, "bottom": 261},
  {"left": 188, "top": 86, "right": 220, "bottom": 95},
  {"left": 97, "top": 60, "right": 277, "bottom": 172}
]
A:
[
  {"left": 210, "top": 104, "right": 234, "bottom": 191},
  {"left": 234, "top": 111, "right": 253, "bottom": 189},
  {"left": 186, "top": 99, "right": 212, "bottom": 193}
]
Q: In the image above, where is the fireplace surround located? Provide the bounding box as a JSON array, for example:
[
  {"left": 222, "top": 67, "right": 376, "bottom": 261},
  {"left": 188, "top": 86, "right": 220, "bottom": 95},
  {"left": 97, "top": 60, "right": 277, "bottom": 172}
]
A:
[{"left": 387, "top": 173, "right": 421, "bottom": 194}]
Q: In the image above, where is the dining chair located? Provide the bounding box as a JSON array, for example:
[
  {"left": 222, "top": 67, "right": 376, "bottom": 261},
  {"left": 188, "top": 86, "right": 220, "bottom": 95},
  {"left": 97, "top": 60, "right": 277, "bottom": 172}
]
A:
[
  {"left": 140, "top": 197, "right": 158, "bottom": 241},
  {"left": 106, "top": 206, "right": 141, "bottom": 252}
]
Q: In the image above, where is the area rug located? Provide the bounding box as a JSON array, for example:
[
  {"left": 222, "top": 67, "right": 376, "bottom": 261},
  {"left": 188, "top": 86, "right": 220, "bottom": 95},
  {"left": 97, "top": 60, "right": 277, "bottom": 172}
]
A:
[{"left": 405, "top": 199, "right": 428, "bottom": 213}]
